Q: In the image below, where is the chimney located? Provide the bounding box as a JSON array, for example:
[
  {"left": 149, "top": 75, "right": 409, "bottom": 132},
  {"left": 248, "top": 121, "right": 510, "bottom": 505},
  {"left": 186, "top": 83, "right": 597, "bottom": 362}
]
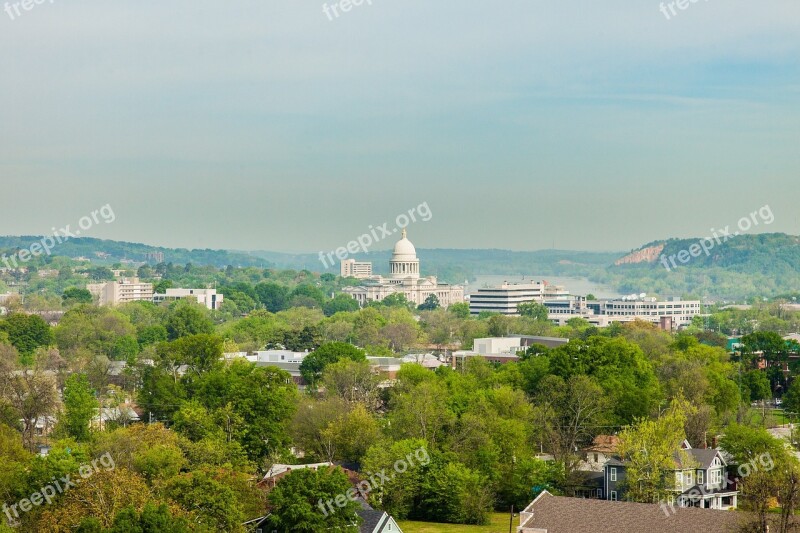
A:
[{"left": 712, "top": 436, "right": 718, "bottom": 449}]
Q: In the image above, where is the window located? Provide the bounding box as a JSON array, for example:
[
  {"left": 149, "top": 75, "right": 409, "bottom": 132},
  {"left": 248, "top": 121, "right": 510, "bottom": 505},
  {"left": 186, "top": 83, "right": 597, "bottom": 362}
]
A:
[
  {"left": 610, "top": 468, "right": 617, "bottom": 481},
  {"left": 676, "top": 471, "right": 683, "bottom": 488},
  {"left": 711, "top": 469, "right": 722, "bottom": 484},
  {"left": 686, "top": 472, "right": 693, "bottom": 486},
  {"left": 698, "top": 470, "right": 704, "bottom": 485},
  {"left": 610, "top": 491, "right": 617, "bottom": 501}
]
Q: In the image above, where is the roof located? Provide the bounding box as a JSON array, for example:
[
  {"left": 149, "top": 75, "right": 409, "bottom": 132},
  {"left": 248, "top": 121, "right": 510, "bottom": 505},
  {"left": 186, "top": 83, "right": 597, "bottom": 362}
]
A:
[
  {"left": 679, "top": 448, "right": 724, "bottom": 470},
  {"left": 262, "top": 462, "right": 333, "bottom": 480},
  {"left": 585, "top": 435, "right": 620, "bottom": 453},
  {"left": 357, "top": 509, "right": 390, "bottom": 532},
  {"left": 605, "top": 447, "right": 725, "bottom": 470},
  {"left": 519, "top": 491, "right": 747, "bottom": 533}
]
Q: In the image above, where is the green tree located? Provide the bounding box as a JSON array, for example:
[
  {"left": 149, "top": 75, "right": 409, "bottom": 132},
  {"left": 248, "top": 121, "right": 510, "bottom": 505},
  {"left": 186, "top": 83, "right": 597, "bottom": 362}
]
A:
[
  {"left": 448, "top": 302, "right": 470, "bottom": 319},
  {"left": 110, "top": 335, "right": 139, "bottom": 361},
  {"left": 418, "top": 294, "right": 440, "bottom": 311},
  {"left": 323, "top": 294, "right": 360, "bottom": 317},
  {"left": 165, "top": 303, "right": 214, "bottom": 340},
  {"left": 418, "top": 459, "right": 492, "bottom": 525},
  {"left": 617, "top": 398, "right": 692, "bottom": 503},
  {"left": 742, "top": 370, "right": 772, "bottom": 403},
  {"left": 62, "top": 287, "right": 93, "bottom": 306},
  {"left": 0, "top": 313, "right": 53, "bottom": 356},
  {"left": 517, "top": 301, "right": 548, "bottom": 321},
  {"left": 162, "top": 469, "right": 245, "bottom": 532},
  {"left": 267, "top": 467, "right": 360, "bottom": 533},
  {"left": 59, "top": 374, "right": 97, "bottom": 441},
  {"left": 299, "top": 342, "right": 366, "bottom": 387},
  {"left": 254, "top": 282, "right": 289, "bottom": 313}
]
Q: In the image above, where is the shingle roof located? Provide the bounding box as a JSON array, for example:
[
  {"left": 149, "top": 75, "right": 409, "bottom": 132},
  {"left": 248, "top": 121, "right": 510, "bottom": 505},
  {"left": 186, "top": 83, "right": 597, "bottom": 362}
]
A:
[
  {"left": 674, "top": 448, "right": 723, "bottom": 469},
  {"left": 357, "top": 509, "right": 388, "bottom": 532},
  {"left": 519, "top": 492, "right": 748, "bottom": 533}
]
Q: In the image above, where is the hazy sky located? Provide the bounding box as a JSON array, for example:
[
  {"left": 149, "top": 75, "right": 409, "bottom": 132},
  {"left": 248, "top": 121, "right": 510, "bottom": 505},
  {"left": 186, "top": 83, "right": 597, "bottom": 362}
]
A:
[{"left": 1, "top": 1, "right": 798, "bottom": 253}]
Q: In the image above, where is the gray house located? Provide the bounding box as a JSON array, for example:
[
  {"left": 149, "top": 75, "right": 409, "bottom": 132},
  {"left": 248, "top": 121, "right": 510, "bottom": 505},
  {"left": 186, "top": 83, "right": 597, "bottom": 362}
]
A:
[{"left": 603, "top": 440, "right": 738, "bottom": 510}]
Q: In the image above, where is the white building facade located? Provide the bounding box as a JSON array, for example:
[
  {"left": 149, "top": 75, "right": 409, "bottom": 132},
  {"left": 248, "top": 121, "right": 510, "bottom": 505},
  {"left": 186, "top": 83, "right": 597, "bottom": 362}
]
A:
[
  {"left": 153, "top": 288, "right": 224, "bottom": 310},
  {"left": 469, "top": 281, "right": 570, "bottom": 315},
  {"left": 342, "top": 229, "right": 464, "bottom": 308}
]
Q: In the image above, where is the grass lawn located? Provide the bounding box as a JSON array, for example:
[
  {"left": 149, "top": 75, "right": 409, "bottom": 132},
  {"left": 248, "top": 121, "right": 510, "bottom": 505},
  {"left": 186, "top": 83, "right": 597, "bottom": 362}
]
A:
[{"left": 398, "top": 512, "right": 515, "bottom": 533}]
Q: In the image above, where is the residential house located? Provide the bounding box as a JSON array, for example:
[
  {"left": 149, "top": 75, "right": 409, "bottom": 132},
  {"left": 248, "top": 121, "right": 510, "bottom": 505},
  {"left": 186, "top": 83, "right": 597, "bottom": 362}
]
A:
[{"left": 603, "top": 440, "right": 738, "bottom": 510}]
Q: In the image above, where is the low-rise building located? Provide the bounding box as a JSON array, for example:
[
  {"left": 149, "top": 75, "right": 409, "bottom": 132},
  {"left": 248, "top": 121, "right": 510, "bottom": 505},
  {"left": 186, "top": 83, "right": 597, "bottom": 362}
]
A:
[
  {"left": 153, "top": 288, "right": 223, "bottom": 310},
  {"left": 543, "top": 295, "right": 701, "bottom": 328}
]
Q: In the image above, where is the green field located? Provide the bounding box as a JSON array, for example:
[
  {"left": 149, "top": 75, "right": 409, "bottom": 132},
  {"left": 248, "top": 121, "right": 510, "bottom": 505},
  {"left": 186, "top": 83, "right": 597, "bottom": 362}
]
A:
[{"left": 398, "top": 513, "right": 515, "bottom": 533}]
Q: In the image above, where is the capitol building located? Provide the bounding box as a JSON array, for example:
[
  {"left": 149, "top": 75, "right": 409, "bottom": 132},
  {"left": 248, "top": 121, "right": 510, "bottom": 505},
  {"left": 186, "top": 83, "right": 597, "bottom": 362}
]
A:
[{"left": 341, "top": 229, "right": 464, "bottom": 308}]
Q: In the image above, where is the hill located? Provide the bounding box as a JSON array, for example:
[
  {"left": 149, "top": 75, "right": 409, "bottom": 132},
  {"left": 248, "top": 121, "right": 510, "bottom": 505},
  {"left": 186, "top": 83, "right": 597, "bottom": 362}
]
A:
[
  {"left": 0, "top": 236, "right": 269, "bottom": 269},
  {"left": 605, "top": 233, "right": 800, "bottom": 300}
]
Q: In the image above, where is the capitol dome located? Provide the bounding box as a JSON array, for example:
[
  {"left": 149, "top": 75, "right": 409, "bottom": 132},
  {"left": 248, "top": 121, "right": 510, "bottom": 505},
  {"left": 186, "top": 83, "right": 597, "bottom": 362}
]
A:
[
  {"left": 390, "top": 229, "right": 420, "bottom": 279},
  {"left": 392, "top": 228, "right": 418, "bottom": 260}
]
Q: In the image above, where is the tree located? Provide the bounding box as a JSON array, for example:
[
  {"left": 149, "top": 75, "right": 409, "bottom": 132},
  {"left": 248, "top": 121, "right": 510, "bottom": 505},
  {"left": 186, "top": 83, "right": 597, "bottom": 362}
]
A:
[
  {"left": 0, "top": 355, "right": 59, "bottom": 452},
  {"left": 534, "top": 374, "right": 609, "bottom": 492},
  {"left": 784, "top": 378, "right": 800, "bottom": 414},
  {"left": 321, "top": 359, "right": 380, "bottom": 409},
  {"left": 742, "top": 370, "right": 772, "bottom": 403},
  {"left": 517, "top": 302, "right": 548, "bottom": 322},
  {"left": 418, "top": 459, "right": 492, "bottom": 525},
  {"left": 448, "top": 302, "right": 470, "bottom": 319},
  {"left": 62, "top": 288, "right": 93, "bottom": 306},
  {"left": 267, "top": 467, "right": 361, "bottom": 533},
  {"left": 162, "top": 469, "right": 246, "bottom": 532},
  {"left": 165, "top": 303, "right": 213, "bottom": 340},
  {"left": 617, "top": 398, "right": 692, "bottom": 503},
  {"left": 418, "top": 294, "right": 440, "bottom": 311},
  {"left": 299, "top": 342, "right": 366, "bottom": 387},
  {"left": 36, "top": 468, "right": 152, "bottom": 531},
  {"left": 388, "top": 380, "right": 455, "bottom": 447},
  {"left": 190, "top": 362, "right": 298, "bottom": 461},
  {"left": 321, "top": 403, "right": 382, "bottom": 464},
  {"left": 0, "top": 313, "right": 53, "bottom": 356},
  {"left": 323, "top": 294, "right": 360, "bottom": 317},
  {"left": 254, "top": 282, "right": 289, "bottom": 313},
  {"left": 59, "top": 374, "right": 97, "bottom": 442}
]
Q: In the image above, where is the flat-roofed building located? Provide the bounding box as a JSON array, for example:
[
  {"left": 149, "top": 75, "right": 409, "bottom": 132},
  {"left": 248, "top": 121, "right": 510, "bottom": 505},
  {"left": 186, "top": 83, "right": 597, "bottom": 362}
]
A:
[
  {"left": 469, "top": 281, "right": 569, "bottom": 316},
  {"left": 152, "top": 288, "right": 223, "bottom": 310},
  {"left": 87, "top": 278, "right": 154, "bottom": 306},
  {"left": 543, "top": 295, "right": 701, "bottom": 328},
  {"left": 340, "top": 259, "right": 373, "bottom": 279}
]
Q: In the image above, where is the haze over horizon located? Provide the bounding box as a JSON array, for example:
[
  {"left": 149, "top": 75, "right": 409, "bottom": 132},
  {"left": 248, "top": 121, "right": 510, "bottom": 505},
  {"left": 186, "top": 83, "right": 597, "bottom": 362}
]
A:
[{"left": 2, "top": 1, "right": 799, "bottom": 253}]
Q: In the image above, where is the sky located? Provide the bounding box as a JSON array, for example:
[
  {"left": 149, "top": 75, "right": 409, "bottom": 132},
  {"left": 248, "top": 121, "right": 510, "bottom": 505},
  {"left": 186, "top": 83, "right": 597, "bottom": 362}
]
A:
[{"left": 1, "top": 0, "right": 799, "bottom": 254}]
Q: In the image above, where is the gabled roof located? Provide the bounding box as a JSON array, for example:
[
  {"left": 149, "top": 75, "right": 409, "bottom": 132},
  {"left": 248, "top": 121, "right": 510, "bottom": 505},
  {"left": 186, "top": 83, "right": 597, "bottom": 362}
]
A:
[
  {"left": 519, "top": 491, "right": 747, "bottom": 533},
  {"left": 604, "top": 448, "right": 726, "bottom": 471},
  {"left": 674, "top": 448, "right": 725, "bottom": 470},
  {"left": 357, "top": 509, "right": 390, "bottom": 532}
]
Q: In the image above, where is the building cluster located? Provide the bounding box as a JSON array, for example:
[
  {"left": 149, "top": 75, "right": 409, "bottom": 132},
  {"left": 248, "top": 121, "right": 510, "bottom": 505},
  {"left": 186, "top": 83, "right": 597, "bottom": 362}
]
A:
[
  {"left": 341, "top": 230, "right": 464, "bottom": 308},
  {"left": 223, "top": 349, "right": 446, "bottom": 389},
  {"left": 469, "top": 281, "right": 702, "bottom": 329},
  {"left": 86, "top": 279, "right": 223, "bottom": 310}
]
